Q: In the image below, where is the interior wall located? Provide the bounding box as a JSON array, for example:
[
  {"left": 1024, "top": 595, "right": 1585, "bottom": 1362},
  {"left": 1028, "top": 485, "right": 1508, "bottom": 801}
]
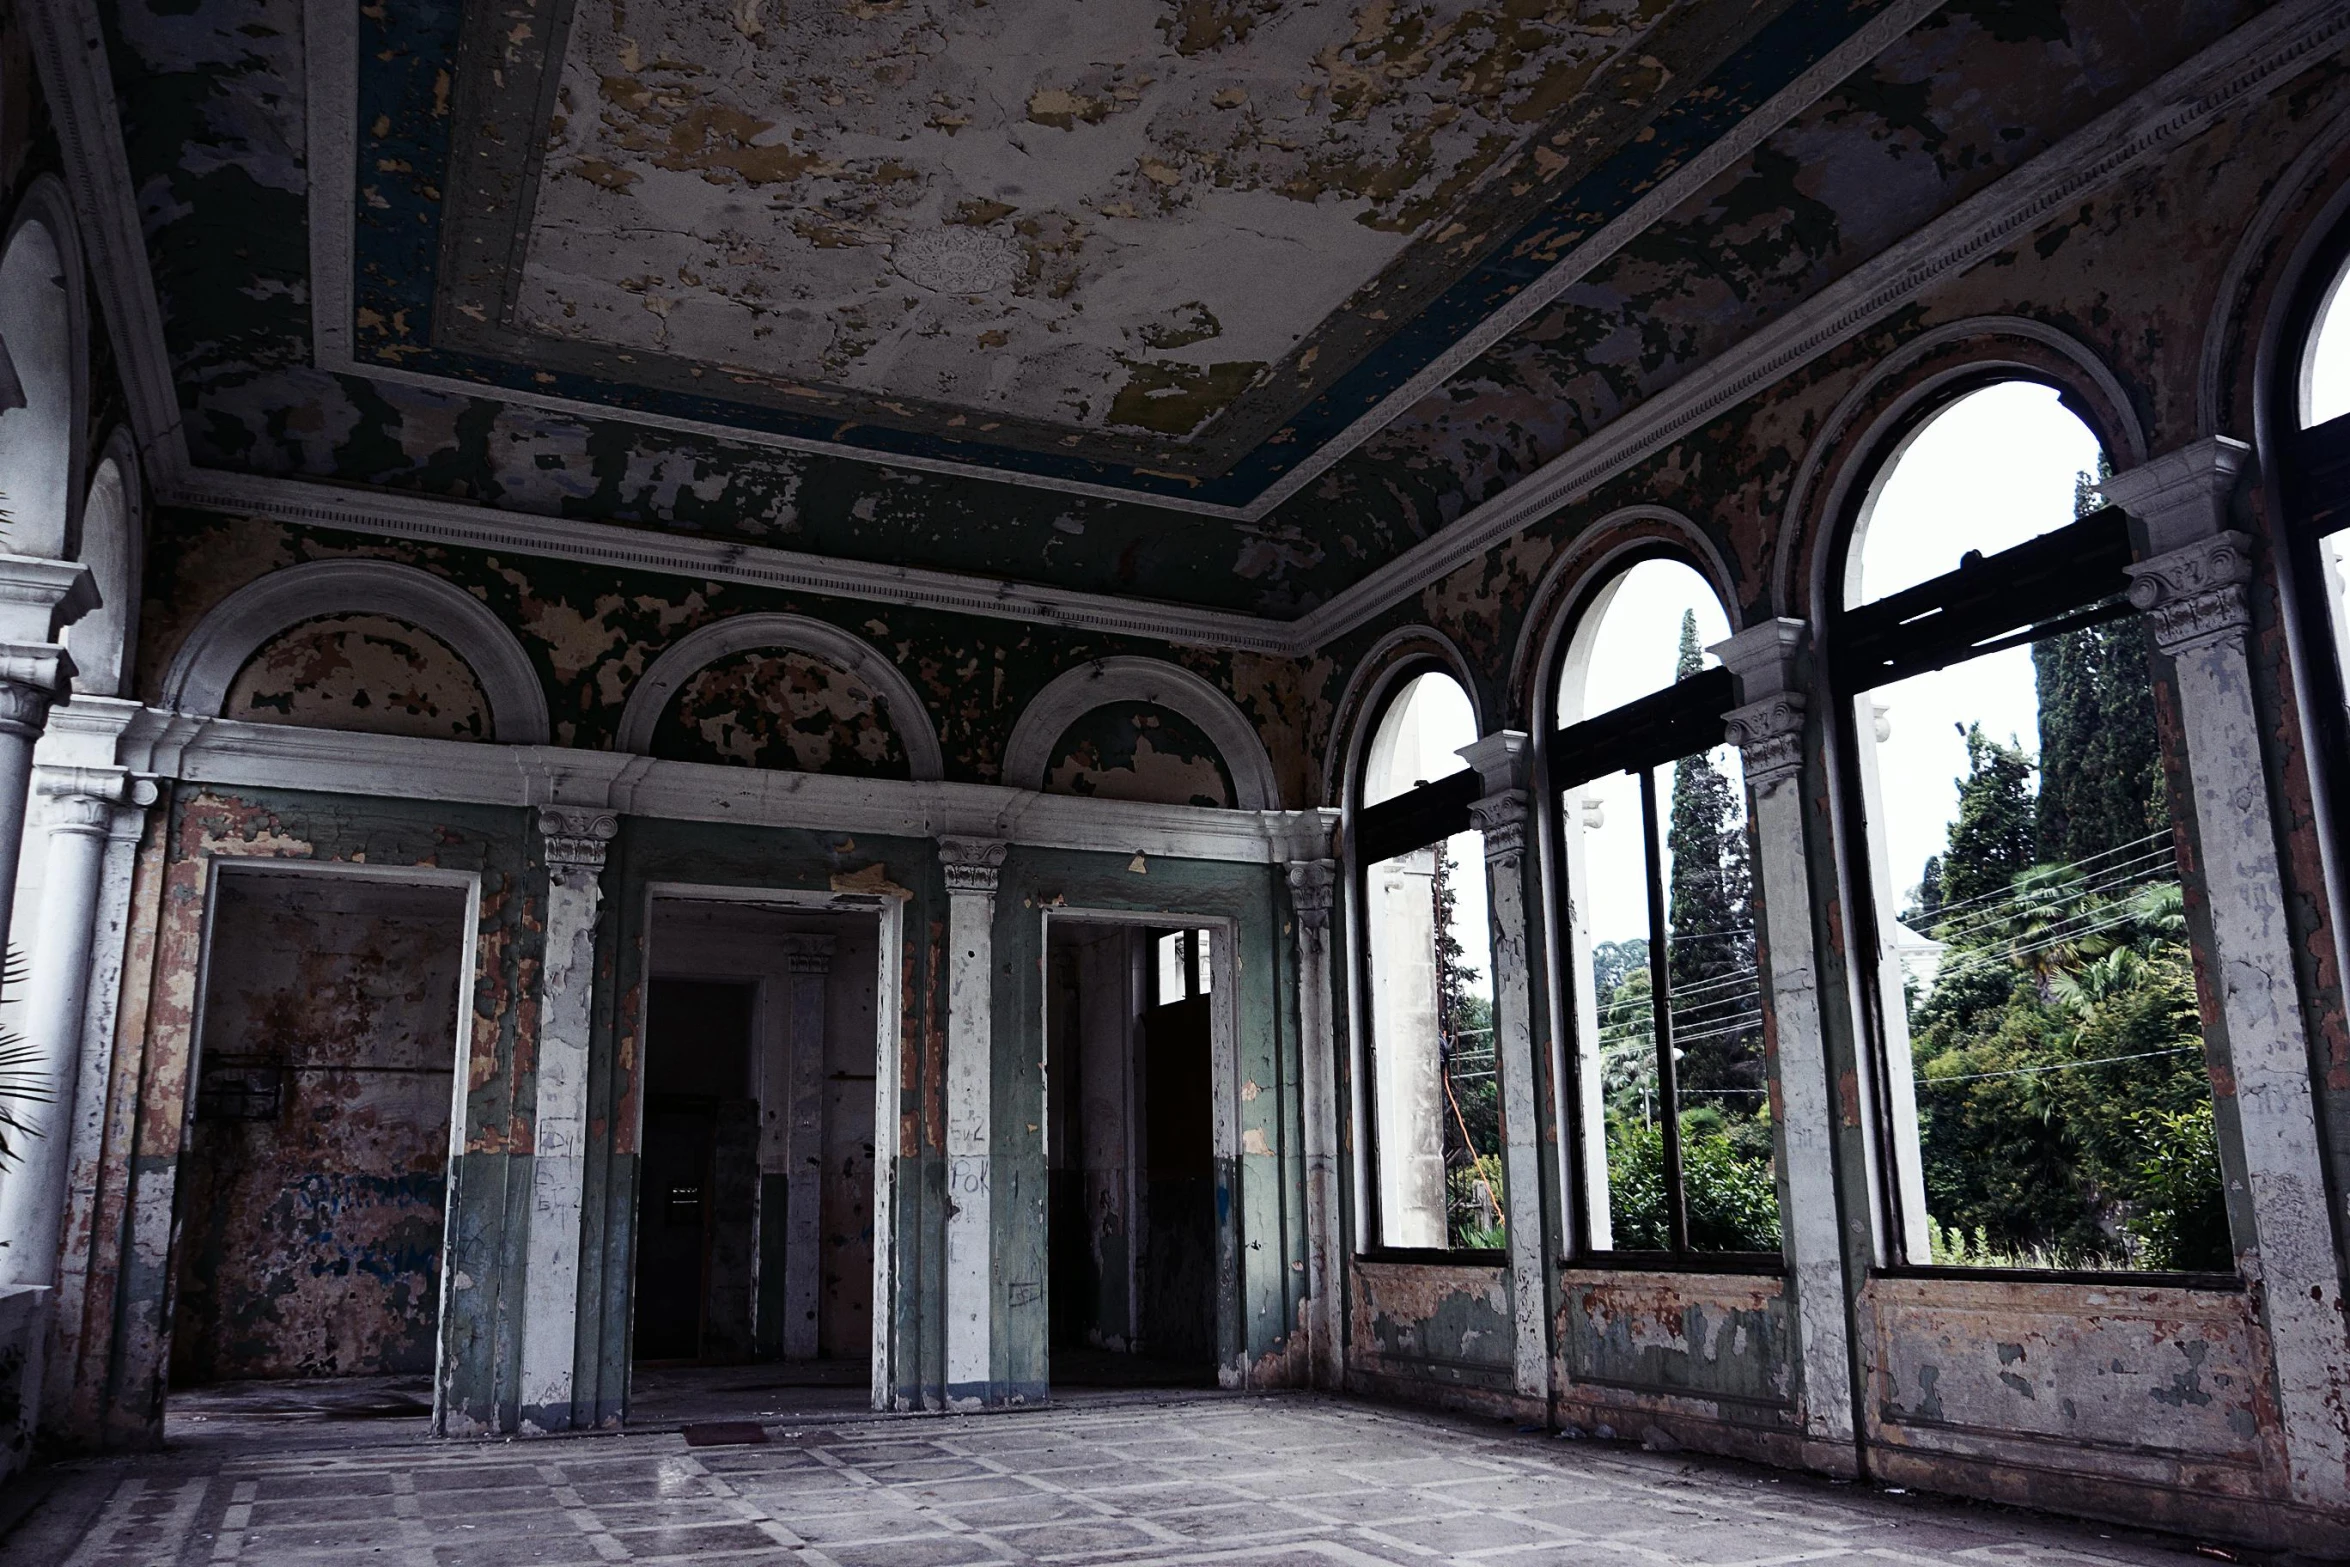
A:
[{"left": 171, "top": 869, "right": 470, "bottom": 1383}]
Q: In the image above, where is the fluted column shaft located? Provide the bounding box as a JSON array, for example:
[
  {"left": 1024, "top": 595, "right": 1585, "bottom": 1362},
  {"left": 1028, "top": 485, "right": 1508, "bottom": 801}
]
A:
[{"left": 940, "top": 836, "right": 1006, "bottom": 1410}]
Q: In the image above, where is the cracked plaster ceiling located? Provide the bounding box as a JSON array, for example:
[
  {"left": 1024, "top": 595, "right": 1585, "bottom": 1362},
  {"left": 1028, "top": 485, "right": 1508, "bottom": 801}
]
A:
[{"left": 396, "top": 0, "right": 1845, "bottom": 502}]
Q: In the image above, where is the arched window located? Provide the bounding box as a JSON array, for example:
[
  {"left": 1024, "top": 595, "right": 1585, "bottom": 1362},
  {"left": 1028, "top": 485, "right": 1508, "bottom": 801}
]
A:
[
  {"left": 2286, "top": 240, "right": 2350, "bottom": 764},
  {"left": 1550, "top": 558, "right": 1778, "bottom": 1259},
  {"left": 1354, "top": 669, "right": 1502, "bottom": 1254},
  {"left": 1835, "top": 380, "right": 2226, "bottom": 1276}
]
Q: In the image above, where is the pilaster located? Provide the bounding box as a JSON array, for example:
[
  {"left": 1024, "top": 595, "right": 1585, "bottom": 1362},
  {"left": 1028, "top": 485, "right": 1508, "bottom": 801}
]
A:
[
  {"left": 2107, "top": 436, "right": 2349, "bottom": 1513},
  {"left": 938, "top": 834, "right": 1007, "bottom": 1409},
  {"left": 1458, "top": 730, "right": 1549, "bottom": 1407},
  {"left": 1284, "top": 856, "right": 1342, "bottom": 1390},
  {"left": 517, "top": 805, "right": 618, "bottom": 1433},
  {"left": 1711, "top": 620, "right": 1858, "bottom": 1470}
]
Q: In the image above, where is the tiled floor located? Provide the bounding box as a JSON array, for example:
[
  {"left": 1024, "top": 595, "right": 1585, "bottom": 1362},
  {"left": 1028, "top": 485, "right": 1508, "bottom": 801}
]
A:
[{"left": 7, "top": 1393, "right": 2208, "bottom": 1567}]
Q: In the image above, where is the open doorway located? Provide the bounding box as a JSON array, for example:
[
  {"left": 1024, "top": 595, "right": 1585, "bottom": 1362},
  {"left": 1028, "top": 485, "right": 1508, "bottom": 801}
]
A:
[
  {"left": 1044, "top": 920, "right": 1221, "bottom": 1389},
  {"left": 169, "top": 865, "right": 475, "bottom": 1428},
  {"left": 629, "top": 896, "right": 883, "bottom": 1422}
]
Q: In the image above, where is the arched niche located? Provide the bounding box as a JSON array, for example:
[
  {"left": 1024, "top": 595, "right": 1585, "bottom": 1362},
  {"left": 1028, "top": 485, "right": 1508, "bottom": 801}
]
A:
[
  {"left": 0, "top": 179, "right": 87, "bottom": 563},
  {"left": 67, "top": 427, "right": 141, "bottom": 697},
  {"left": 161, "top": 560, "right": 551, "bottom": 744},
  {"left": 1002, "top": 657, "right": 1278, "bottom": 811},
  {"left": 1042, "top": 700, "right": 1237, "bottom": 808},
  {"left": 614, "top": 613, "right": 943, "bottom": 781}
]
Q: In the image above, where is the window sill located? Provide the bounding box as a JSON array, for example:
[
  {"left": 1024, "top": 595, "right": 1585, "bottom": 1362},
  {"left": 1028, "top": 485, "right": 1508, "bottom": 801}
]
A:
[
  {"left": 1563, "top": 1251, "right": 1786, "bottom": 1276},
  {"left": 1871, "top": 1263, "right": 2243, "bottom": 1291},
  {"left": 1356, "top": 1248, "right": 1510, "bottom": 1267}
]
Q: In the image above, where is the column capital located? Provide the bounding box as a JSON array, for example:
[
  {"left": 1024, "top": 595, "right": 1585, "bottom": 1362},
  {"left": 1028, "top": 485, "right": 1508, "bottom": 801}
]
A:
[
  {"left": 538, "top": 805, "right": 619, "bottom": 880},
  {"left": 1465, "top": 789, "right": 1529, "bottom": 860},
  {"left": 1711, "top": 619, "right": 1809, "bottom": 794},
  {"left": 1285, "top": 858, "right": 1337, "bottom": 930},
  {"left": 2125, "top": 532, "right": 2254, "bottom": 657},
  {"left": 937, "top": 835, "right": 1008, "bottom": 895},
  {"left": 0, "top": 643, "right": 72, "bottom": 741},
  {"left": 2102, "top": 435, "right": 2249, "bottom": 554},
  {"left": 37, "top": 766, "right": 157, "bottom": 835},
  {"left": 1724, "top": 694, "right": 1808, "bottom": 793},
  {"left": 1455, "top": 730, "right": 1532, "bottom": 796}
]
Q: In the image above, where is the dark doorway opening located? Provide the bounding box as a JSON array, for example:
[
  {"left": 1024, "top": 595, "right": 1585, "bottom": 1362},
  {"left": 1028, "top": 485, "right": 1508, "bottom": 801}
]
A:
[
  {"left": 1045, "top": 923, "right": 1219, "bottom": 1389},
  {"left": 634, "top": 978, "right": 757, "bottom": 1362},
  {"left": 629, "top": 899, "right": 881, "bottom": 1426}
]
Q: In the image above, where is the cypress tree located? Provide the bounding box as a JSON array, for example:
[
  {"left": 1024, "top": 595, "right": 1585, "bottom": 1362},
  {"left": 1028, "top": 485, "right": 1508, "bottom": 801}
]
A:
[
  {"left": 1664, "top": 612, "right": 1760, "bottom": 1100},
  {"left": 2034, "top": 460, "right": 2163, "bottom": 868},
  {"left": 1939, "top": 724, "right": 2037, "bottom": 914}
]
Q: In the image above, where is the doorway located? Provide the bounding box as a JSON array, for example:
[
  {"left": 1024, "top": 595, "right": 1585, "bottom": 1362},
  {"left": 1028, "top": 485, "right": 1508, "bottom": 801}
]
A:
[
  {"left": 1044, "top": 921, "right": 1221, "bottom": 1388},
  {"left": 170, "top": 865, "right": 474, "bottom": 1425},
  {"left": 630, "top": 897, "right": 884, "bottom": 1419}
]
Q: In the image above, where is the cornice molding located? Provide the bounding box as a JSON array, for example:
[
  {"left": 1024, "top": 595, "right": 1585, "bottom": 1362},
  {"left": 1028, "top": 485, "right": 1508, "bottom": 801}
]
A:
[
  {"left": 110, "top": 707, "right": 1337, "bottom": 866},
  {"left": 170, "top": 467, "right": 1297, "bottom": 655}
]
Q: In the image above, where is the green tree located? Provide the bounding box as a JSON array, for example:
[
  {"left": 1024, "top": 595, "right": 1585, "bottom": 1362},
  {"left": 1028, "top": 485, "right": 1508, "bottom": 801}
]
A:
[
  {"left": 1664, "top": 611, "right": 1758, "bottom": 1101},
  {"left": 2034, "top": 460, "right": 2163, "bottom": 867},
  {"left": 1938, "top": 726, "right": 2036, "bottom": 912}
]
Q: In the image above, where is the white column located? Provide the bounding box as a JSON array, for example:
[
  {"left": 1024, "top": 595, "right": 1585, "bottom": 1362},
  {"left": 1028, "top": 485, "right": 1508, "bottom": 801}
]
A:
[
  {"left": 1460, "top": 732, "right": 1549, "bottom": 1404},
  {"left": 0, "top": 768, "right": 151, "bottom": 1296},
  {"left": 2108, "top": 437, "right": 2350, "bottom": 1514},
  {"left": 0, "top": 557, "right": 91, "bottom": 972},
  {"left": 1285, "top": 858, "right": 1343, "bottom": 1389},
  {"left": 939, "top": 835, "right": 1005, "bottom": 1410},
  {"left": 41, "top": 763, "right": 149, "bottom": 1433},
  {"left": 782, "top": 940, "right": 833, "bottom": 1361},
  {"left": 1712, "top": 621, "right": 1857, "bottom": 1466},
  {"left": 517, "top": 806, "right": 617, "bottom": 1434}
]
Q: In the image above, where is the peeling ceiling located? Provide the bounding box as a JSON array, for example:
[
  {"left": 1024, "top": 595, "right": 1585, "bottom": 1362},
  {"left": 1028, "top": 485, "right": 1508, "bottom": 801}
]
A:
[
  {"left": 391, "top": 0, "right": 1871, "bottom": 495},
  {"left": 107, "top": 0, "right": 2258, "bottom": 614}
]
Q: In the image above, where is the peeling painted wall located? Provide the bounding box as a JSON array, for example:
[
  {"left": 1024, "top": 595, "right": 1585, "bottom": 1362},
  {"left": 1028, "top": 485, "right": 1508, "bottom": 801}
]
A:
[
  {"left": 222, "top": 613, "right": 492, "bottom": 738},
  {"left": 1044, "top": 700, "right": 1236, "bottom": 807},
  {"left": 649, "top": 647, "right": 912, "bottom": 776},
  {"left": 1864, "top": 1277, "right": 2282, "bottom": 1527},
  {"left": 1348, "top": 1260, "right": 1515, "bottom": 1407},
  {"left": 171, "top": 872, "right": 471, "bottom": 1383}
]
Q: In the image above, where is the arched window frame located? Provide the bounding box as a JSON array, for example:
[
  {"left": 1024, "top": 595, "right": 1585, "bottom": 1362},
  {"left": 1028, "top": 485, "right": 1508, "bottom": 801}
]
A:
[
  {"left": 1344, "top": 652, "right": 1496, "bottom": 1262},
  {"left": 1820, "top": 371, "right": 2233, "bottom": 1283},
  {"left": 1538, "top": 546, "right": 1776, "bottom": 1267}
]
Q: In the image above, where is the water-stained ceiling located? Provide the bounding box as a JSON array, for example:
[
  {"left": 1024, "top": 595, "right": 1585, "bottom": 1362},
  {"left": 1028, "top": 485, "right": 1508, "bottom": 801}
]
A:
[
  {"left": 109, "top": 0, "right": 2247, "bottom": 617},
  {"left": 440, "top": 0, "right": 1773, "bottom": 479}
]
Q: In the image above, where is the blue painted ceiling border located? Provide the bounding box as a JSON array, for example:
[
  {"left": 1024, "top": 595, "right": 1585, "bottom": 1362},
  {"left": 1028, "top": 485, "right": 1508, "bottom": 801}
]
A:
[{"left": 349, "top": 0, "right": 1897, "bottom": 509}]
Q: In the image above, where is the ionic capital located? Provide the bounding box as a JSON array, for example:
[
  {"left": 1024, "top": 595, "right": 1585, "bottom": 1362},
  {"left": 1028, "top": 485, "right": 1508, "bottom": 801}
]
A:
[
  {"left": 1465, "top": 789, "right": 1528, "bottom": 861},
  {"left": 0, "top": 642, "right": 72, "bottom": 741},
  {"left": 539, "top": 805, "right": 619, "bottom": 883},
  {"left": 938, "top": 835, "right": 1008, "bottom": 895},
  {"left": 2125, "top": 532, "right": 2253, "bottom": 657},
  {"left": 37, "top": 766, "right": 158, "bottom": 836},
  {"left": 1285, "top": 858, "right": 1337, "bottom": 931}
]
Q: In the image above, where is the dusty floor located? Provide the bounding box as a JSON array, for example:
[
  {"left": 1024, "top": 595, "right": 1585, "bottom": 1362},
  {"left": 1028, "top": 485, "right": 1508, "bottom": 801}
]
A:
[{"left": 3, "top": 1389, "right": 2216, "bottom": 1567}]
